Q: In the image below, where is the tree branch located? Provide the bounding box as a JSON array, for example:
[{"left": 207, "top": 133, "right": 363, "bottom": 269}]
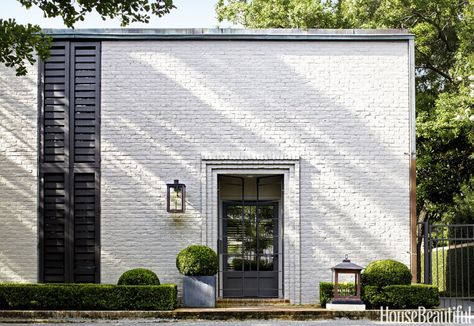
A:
[
  {"left": 412, "top": 10, "right": 455, "bottom": 54},
  {"left": 415, "top": 48, "right": 453, "bottom": 82}
]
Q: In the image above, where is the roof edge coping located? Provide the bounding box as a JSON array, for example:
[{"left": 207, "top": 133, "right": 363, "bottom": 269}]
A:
[{"left": 42, "top": 28, "right": 414, "bottom": 41}]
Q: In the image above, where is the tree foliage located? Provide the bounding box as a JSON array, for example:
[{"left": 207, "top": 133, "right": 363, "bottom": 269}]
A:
[
  {"left": 1, "top": 0, "right": 175, "bottom": 76},
  {"left": 217, "top": 0, "right": 474, "bottom": 224},
  {"left": 0, "top": 19, "right": 51, "bottom": 76},
  {"left": 216, "top": 0, "right": 337, "bottom": 28}
]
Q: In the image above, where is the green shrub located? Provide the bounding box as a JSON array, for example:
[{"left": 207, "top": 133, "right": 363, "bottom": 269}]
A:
[
  {"left": 383, "top": 284, "right": 440, "bottom": 308},
  {"left": 421, "top": 244, "right": 474, "bottom": 297},
  {"left": 176, "top": 245, "right": 218, "bottom": 276},
  {"left": 319, "top": 282, "right": 356, "bottom": 307},
  {"left": 363, "top": 285, "right": 386, "bottom": 308},
  {"left": 362, "top": 260, "right": 411, "bottom": 288},
  {"left": 117, "top": 268, "right": 160, "bottom": 285},
  {"left": 363, "top": 284, "right": 439, "bottom": 309},
  {"left": 0, "top": 284, "right": 177, "bottom": 310}
]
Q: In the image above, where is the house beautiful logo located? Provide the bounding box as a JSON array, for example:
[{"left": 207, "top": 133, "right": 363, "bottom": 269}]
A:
[{"left": 380, "top": 306, "right": 473, "bottom": 324}]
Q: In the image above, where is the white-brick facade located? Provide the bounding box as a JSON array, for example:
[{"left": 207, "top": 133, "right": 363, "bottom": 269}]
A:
[
  {"left": 100, "top": 39, "right": 412, "bottom": 303},
  {"left": 0, "top": 30, "right": 414, "bottom": 304},
  {"left": 0, "top": 64, "right": 38, "bottom": 282}
]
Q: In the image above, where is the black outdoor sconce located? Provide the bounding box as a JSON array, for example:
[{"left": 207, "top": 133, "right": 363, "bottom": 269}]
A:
[{"left": 167, "top": 179, "right": 186, "bottom": 213}]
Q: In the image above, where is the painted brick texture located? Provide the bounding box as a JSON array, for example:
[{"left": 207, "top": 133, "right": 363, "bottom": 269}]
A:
[
  {"left": 101, "top": 40, "right": 411, "bottom": 303},
  {"left": 0, "top": 64, "right": 38, "bottom": 282}
]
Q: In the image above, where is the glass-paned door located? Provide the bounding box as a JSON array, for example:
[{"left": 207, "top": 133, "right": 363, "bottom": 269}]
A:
[{"left": 222, "top": 201, "right": 279, "bottom": 297}]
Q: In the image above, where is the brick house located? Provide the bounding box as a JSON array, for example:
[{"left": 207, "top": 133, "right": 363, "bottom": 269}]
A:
[{"left": 0, "top": 29, "right": 415, "bottom": 304}]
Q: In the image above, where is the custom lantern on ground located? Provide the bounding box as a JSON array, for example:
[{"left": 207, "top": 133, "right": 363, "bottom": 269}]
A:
[{"left": 326, "top": 255, "right": 366, "bottom": 311}]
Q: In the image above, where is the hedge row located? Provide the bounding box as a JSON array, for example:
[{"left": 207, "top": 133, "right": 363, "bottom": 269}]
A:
[
  {"left": 0, "top": 284, "right": 177, "bottom": 310},
  {"left": 319, "top": 282, "right": 356, "bottom": 307},
  {"left": 364, "top": 284, "right": 440, "bottom": 309},
  {"left": 320, "top": 282, "right": 439, "bottom": 309}
]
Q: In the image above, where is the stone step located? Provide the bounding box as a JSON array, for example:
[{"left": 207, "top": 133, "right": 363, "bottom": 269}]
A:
[{"left": 216, "top": 298, "right": 291, "bottom": 307}]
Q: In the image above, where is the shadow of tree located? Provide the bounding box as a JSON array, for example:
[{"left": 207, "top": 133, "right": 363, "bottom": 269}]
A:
[{"left": 98, "top": 40, "right": 410, "bottom": 299}]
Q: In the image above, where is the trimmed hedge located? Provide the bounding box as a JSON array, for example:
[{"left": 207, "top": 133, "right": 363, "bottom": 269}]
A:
[
  {"left": 362, "top": 260, "right": 411, "bottom": 288},
  {"left": 421, "top": 244, "right": 474, "bottom": 297},
  {"left": 0, "top": 283, "right": 177, "bottom": 310},
  {"left": 176, "top": 245, "right": 218, "bottom": 276},
  {"left": 319, "top": 282, "right": 356, "bottom": 307},
  {"left": 117, "top": 268, "right": 160, "bottom": 285},
  {"left": 363, "top": 284, "right": 440, "bottom": 309}
]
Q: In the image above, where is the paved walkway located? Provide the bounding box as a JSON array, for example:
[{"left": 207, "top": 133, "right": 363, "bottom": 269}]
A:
[
  {"left": 0, "top": 307, "right": 378, "bottom": 323},
  {"left": 2, "top": 306, "right": 473, "bottom": 325},
  {"left": 3, "top": 320, "right": 417, "bottom": 326}
]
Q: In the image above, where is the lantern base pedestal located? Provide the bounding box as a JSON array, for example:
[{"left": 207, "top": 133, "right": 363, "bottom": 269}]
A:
[{"left": 326, "top": 303, "right": 366, "bottom": 311}]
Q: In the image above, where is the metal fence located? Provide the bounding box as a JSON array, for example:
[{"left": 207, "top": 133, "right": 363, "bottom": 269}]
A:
[{"left": 419, "top": 222, "right": 474, "bottom": 308}]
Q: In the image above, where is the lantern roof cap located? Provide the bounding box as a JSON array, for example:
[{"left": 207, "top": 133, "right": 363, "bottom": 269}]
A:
[{"left": 331, "top": 255, "right": 363, "bottom": 271}]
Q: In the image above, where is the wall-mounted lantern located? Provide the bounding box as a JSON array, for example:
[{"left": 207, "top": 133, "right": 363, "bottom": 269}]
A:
[
  {"left": 327, "top": 255, "right": 365, "bottom": 310},
  {"left": 167, "top": 180, "right": 186, "bottom": 213}
]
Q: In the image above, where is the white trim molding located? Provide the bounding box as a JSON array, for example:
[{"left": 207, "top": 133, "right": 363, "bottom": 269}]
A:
[{"left": 201, "top": 157, "right": 302, "bottom": 303}]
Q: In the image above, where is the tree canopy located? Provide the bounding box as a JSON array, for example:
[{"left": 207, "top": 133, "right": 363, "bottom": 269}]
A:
[
  {"left": 217, "top": 0, "right": 474, "bottom": 224},
  {"left": 0, "top": 0, "right": 175, "bottom": 76}
]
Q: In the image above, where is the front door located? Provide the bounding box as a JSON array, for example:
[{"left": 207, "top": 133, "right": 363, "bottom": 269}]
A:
[{"left": 222, "top": 201, "right": 279, "bottom": 297}]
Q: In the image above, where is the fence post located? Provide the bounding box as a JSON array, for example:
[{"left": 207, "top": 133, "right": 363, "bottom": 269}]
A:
[{"left": 423, "top": 221, "right": 432, "bottom": 284}]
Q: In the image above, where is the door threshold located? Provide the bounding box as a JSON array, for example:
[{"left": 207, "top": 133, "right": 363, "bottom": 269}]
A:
[{"left": 217, "top": 298, "right": 290, "bottom": 307}]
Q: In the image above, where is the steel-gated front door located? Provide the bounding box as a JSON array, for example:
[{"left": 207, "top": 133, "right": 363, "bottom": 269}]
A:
[{"left": 222, "top": 201, "right": 279, "bottom": 297}]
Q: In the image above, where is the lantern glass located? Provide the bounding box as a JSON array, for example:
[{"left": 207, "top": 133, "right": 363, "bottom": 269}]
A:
[
  {"left": 170, "top": 187, "right": 182, "bottom": 210},
  {"left": 167, "top": 180, "right": 186, "bottom": 213}
]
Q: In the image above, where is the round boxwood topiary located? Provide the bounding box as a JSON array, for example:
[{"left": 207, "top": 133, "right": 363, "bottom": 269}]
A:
[
  {"left": 362, "top": 259, "right": 411, "bottom": 288},
  {"left": 176, "top": 245, "right": 218, "bottom": 276},
  {"left": 117, "top": 268, "right": 160, "bottom": 285}
]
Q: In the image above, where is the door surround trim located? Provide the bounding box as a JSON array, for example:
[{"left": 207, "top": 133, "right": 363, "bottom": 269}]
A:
[{"left": 201, "top": 158, "right": 301, "bottom": 303}]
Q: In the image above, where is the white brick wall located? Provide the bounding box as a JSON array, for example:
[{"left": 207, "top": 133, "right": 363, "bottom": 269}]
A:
[
  {"left": 0, "top": 64, "right": 38, "bottom": 282},
  {"left": 101, "top": 40, "right": 411, "bottom": 303}
]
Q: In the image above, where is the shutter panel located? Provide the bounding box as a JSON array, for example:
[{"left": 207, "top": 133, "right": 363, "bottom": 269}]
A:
[
  {"left": 74, "top": 173, "right": 97, "bottom": 282},
  {"left": 71, "top": 43, "right": 100, "bottom": 164},
  {"left": 40, "top": 41, "right": 100, "bottom": 284},
  {"left": 42, "top": 173, "right": 66, "bottom": 282},
  {"left": 42, "top": 43, "right": 69, "bottom": 164}
]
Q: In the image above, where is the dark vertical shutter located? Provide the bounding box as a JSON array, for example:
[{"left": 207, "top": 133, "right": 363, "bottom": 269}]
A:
[
  {"left": 71, "top": 43, "right": 100, "bottom": 165},
  {"left": 73, "top": 173, "right": 97, "bottom": 282},
  {"left": 42, "top": 173, "right": 66, "bottom": 282},
  {"left": 39, "top": 42, "right": 101, "bottom": 283},
  {"left": 42, "top": 43, "right": 69, "bottom": 164}
]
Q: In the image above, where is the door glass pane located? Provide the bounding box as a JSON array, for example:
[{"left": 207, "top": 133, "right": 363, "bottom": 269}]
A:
[
  {"left": 226, "top": 205, "right": 243, "bottom": 219},
  {"left": 258, "top": 205, "right": 274, "bottom": 219},
  {"left": 258, "top": 206, "right": 275, "bottom": 255},
  {"left": 225, "top": 206, "right": 243, "bottom": 255},
  {"left": 244, "top": 252, "right": 257, "bottom": 271},
  {"left": 243, "top": 205, "right": 256, "bottom": 258},
  {"left": 226, "top": 255, "right": 243, "bottom": 271},
  {"left": 258, "top": 255, "right": 275, "bottom": 271}
]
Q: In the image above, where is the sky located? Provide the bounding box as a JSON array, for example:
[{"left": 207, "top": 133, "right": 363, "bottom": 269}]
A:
[{"left": 0, "top": 0, "right": 237, "bottom": 29}]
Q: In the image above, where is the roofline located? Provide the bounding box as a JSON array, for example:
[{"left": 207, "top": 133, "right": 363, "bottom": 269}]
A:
[{"left": 42, "top": 28, "right": 414, "bottom": 41}]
